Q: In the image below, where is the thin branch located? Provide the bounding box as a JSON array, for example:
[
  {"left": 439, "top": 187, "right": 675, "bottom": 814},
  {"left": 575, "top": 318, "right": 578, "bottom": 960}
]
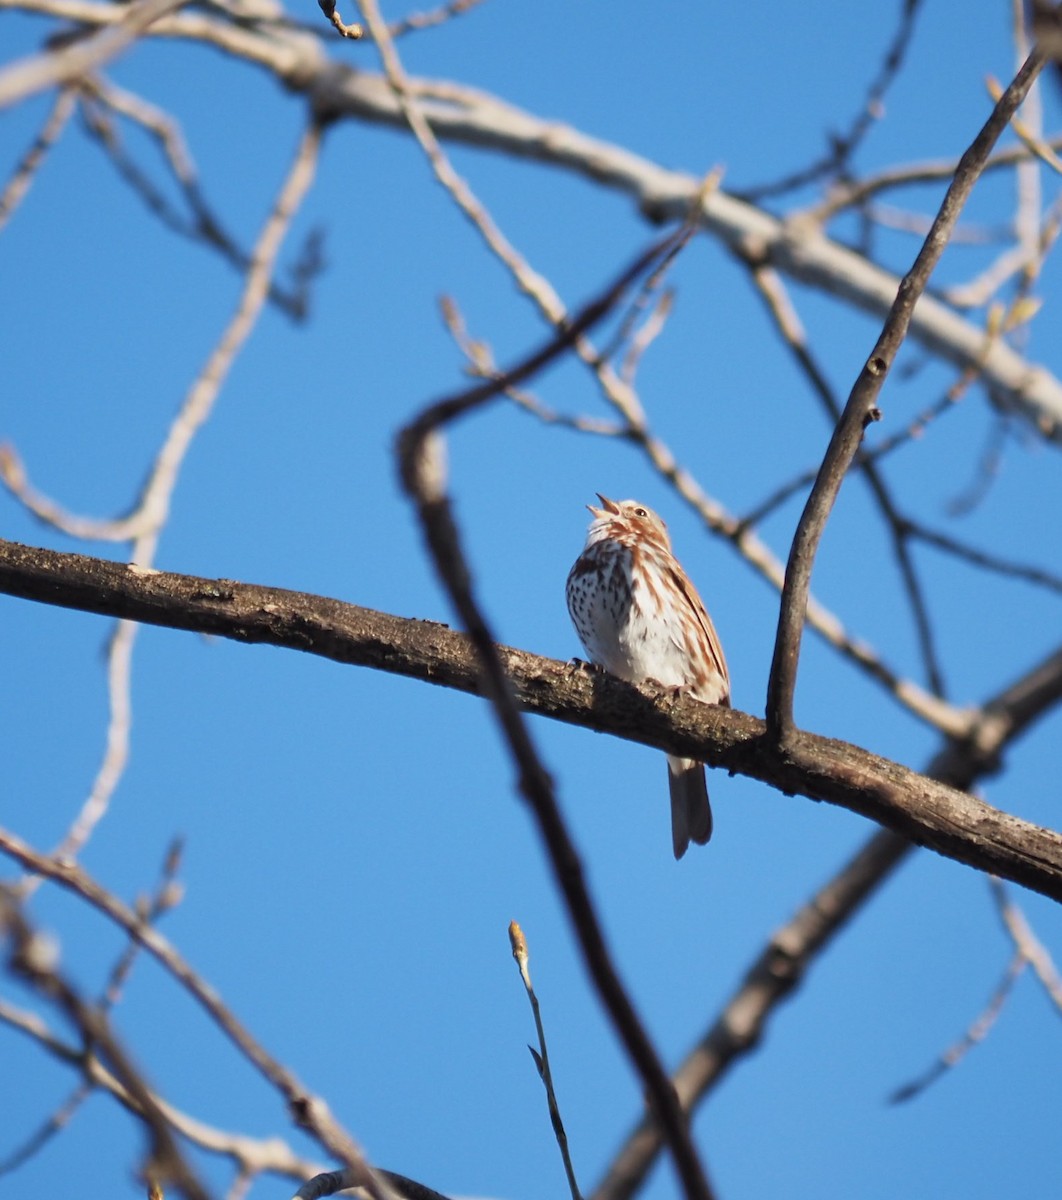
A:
[
  {"left": 0, "top": 889, "right": 210, "bottom": 1200},
  {"left": 809, "top": 138, "right": 1062, "bottom": 222},
  {"left": 354, "top": 0, "right": 576, "bottom": 331},
  {"left": 619, "top": 288, "right": 674, "bottom": 384},
  {"left": 741, "top": 254, "right": 948, "bottom": 696},
  {"left": 0, "top": 994, "right": 328, "bottom": 1184},
  {"left": 945, "top": 413, "right": 1012, "bottom": 515},
  {"left": 509, "top": 922, "right": 582, "bottom": 1200},
  {"left": 387, "top": 0, "right": 486, "bottom": 38},
  {"left": 989, "top": 70, "right": 1062, "bottom": 177},
  {"left": 765, "top": 47, "right": 1047, "bottom": 740},
  {"left": 49, "top": 618, "right": 136, "bottom": 866},
  {"left": 887, "top": 950, "right": 1026, "bottom": 1103},
  {"left": 77, "top": 77, "right": 311, "bottom": 319},
  {"left": 886, "top": 849, "right": 1062, "bottom": 1104},
  {"left": 317, "top": 0, "right": 362, "bottom": 39},
  {"left": 0, "top": 1080, "right": 93, "bottom": 1176},
  {"left": 990, "top": 877, "right": 1062, "bottom": 1011},
  {"left": 1, "top": 839, "right": 185, "bottom": 1174},
  {"left": 735, "top": 352, "right": 984, "bottom": 531},
  {"left": 0, "top": 831, "right": 392, "bottom": 1195},
  {"left": 4, "top": 119, "right": 323, "bottom": 881},
  {"left": 903, "top": 519, "right": 1062, "bottom": 593},
  {"left": 1, "top": 119, "right": 322, "bottom": 544},
  {"left": 737, "top": 0, "right": 925, "bottom": 202},
  {"left": 438, "top": 295, "right": 627, "bottom": 435},
  {"left": 293, "top": 1168, "right": 453, "bottom": 1200}
]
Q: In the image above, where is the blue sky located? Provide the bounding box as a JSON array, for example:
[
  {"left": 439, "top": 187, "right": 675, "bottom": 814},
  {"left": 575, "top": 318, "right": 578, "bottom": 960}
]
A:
[{"left": 3, "top": 2, "right": 1062, "bottom": 1198}]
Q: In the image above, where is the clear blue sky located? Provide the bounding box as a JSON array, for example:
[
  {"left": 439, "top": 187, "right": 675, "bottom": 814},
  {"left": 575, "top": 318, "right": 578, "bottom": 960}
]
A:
[{"left": 3, "top": 2, "right": 1062, "bottom": 1198}]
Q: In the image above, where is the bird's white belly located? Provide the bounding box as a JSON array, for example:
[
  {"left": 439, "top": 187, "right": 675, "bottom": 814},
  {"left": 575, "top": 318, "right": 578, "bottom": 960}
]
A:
[{"left": 582, "top": 587, "right": 689, "bottom": 688}]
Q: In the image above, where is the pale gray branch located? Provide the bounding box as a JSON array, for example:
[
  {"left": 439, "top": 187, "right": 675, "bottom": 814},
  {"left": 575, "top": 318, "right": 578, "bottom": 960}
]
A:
[{"left": 3, "top": 0, "right": 1062, "bottom": 438}]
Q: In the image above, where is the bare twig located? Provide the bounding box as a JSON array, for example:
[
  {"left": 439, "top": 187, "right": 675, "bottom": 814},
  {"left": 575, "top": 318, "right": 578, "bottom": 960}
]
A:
[
  {"left": 509, "top": 922, "right": 582, "bottom": 1200},
  {"left": 809, "top": 138, "right": 1062, "bottom": 222},
  {"left": 737, "top": 351, "right": 983, "bottom": 530},
  {"left": 739, "top": 0, "right": 925, "bottom": 200},
  {"left": 1, "top": 120, "right": 322, "bottom": 544},
  {"left": 890, "top": 866, "right": 1062, "bottom": 1103},
  {"left": 619, "top": 288, "right": 674, "bottom": 384},
  {"left": 904, "top": 519, "right": 1062, "bottom": 593},
  {"left": 317, "top": 0, "right": 362, "bottom": 38},
  {"left": 438, "top": 295, "right": 627, "bottom": 435},
  {"left": 77, "top": 77, "right": 311, "bottom": 318},
  {"left": 990, "top": 877, "right": 1062, "bottom": 1011},
  {"left": 387, "top": 0, "right": 486, "bottom": 38},
  {"left": 293, "top": 1167, "right": 453, "bottom": 1200},
  {"left": 946, "top": 414, "right": 1011, "bottom": 515},
  {"left": 0, "top": 993, "right": 326, "bottom": 1180},
  {"left": 887, "top": 950, "right": 1026, "bottom": 1103},
  {"left": 989, "top": 71, "right": 1062, "bottom": 177},
  {"left": 0, "top": 1081, "right": 93, "bottom": 1176},
  {"left": 1, "top": 839, "right": 186, "bottom": 1174},
  {"left": 0, "top": 994, "right": 328, "bottom": 1184}
]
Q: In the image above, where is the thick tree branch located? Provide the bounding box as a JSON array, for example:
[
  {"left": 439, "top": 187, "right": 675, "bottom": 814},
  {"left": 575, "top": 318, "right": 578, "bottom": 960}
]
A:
[{"left": 1, "top": 538, "right": 1060, "bottom": 901}]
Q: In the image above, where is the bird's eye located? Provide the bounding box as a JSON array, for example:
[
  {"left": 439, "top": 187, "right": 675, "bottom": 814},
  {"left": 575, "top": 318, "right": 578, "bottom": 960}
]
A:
[{"left": 634, "top": 507, "right": 648, "bottom": 518}]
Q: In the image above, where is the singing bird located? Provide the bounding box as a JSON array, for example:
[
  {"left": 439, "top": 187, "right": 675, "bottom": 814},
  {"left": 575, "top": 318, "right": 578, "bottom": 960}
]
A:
[{"left": 567, "top": 495, "right": 730, "bottom": 858}]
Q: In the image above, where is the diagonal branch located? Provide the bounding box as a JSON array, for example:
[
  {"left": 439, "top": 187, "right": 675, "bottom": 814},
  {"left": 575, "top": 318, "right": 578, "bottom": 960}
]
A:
[
  {"left": 391, "top": 223, "right": 717, "bottom": 1198},
  {"left": 591, "top": 636, "right": 1062, "bottom": 1200}
]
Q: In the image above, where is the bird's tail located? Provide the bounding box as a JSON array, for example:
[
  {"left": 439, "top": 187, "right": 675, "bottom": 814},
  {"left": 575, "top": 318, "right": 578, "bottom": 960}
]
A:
[{"left": 667, "top": 756, "right": 713, "bottom": 859}]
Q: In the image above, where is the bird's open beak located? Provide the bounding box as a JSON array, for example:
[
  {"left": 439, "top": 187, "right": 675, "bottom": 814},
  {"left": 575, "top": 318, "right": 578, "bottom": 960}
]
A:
[{"left": 588, "top": 493, "right": 619, "bottom": 518}]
